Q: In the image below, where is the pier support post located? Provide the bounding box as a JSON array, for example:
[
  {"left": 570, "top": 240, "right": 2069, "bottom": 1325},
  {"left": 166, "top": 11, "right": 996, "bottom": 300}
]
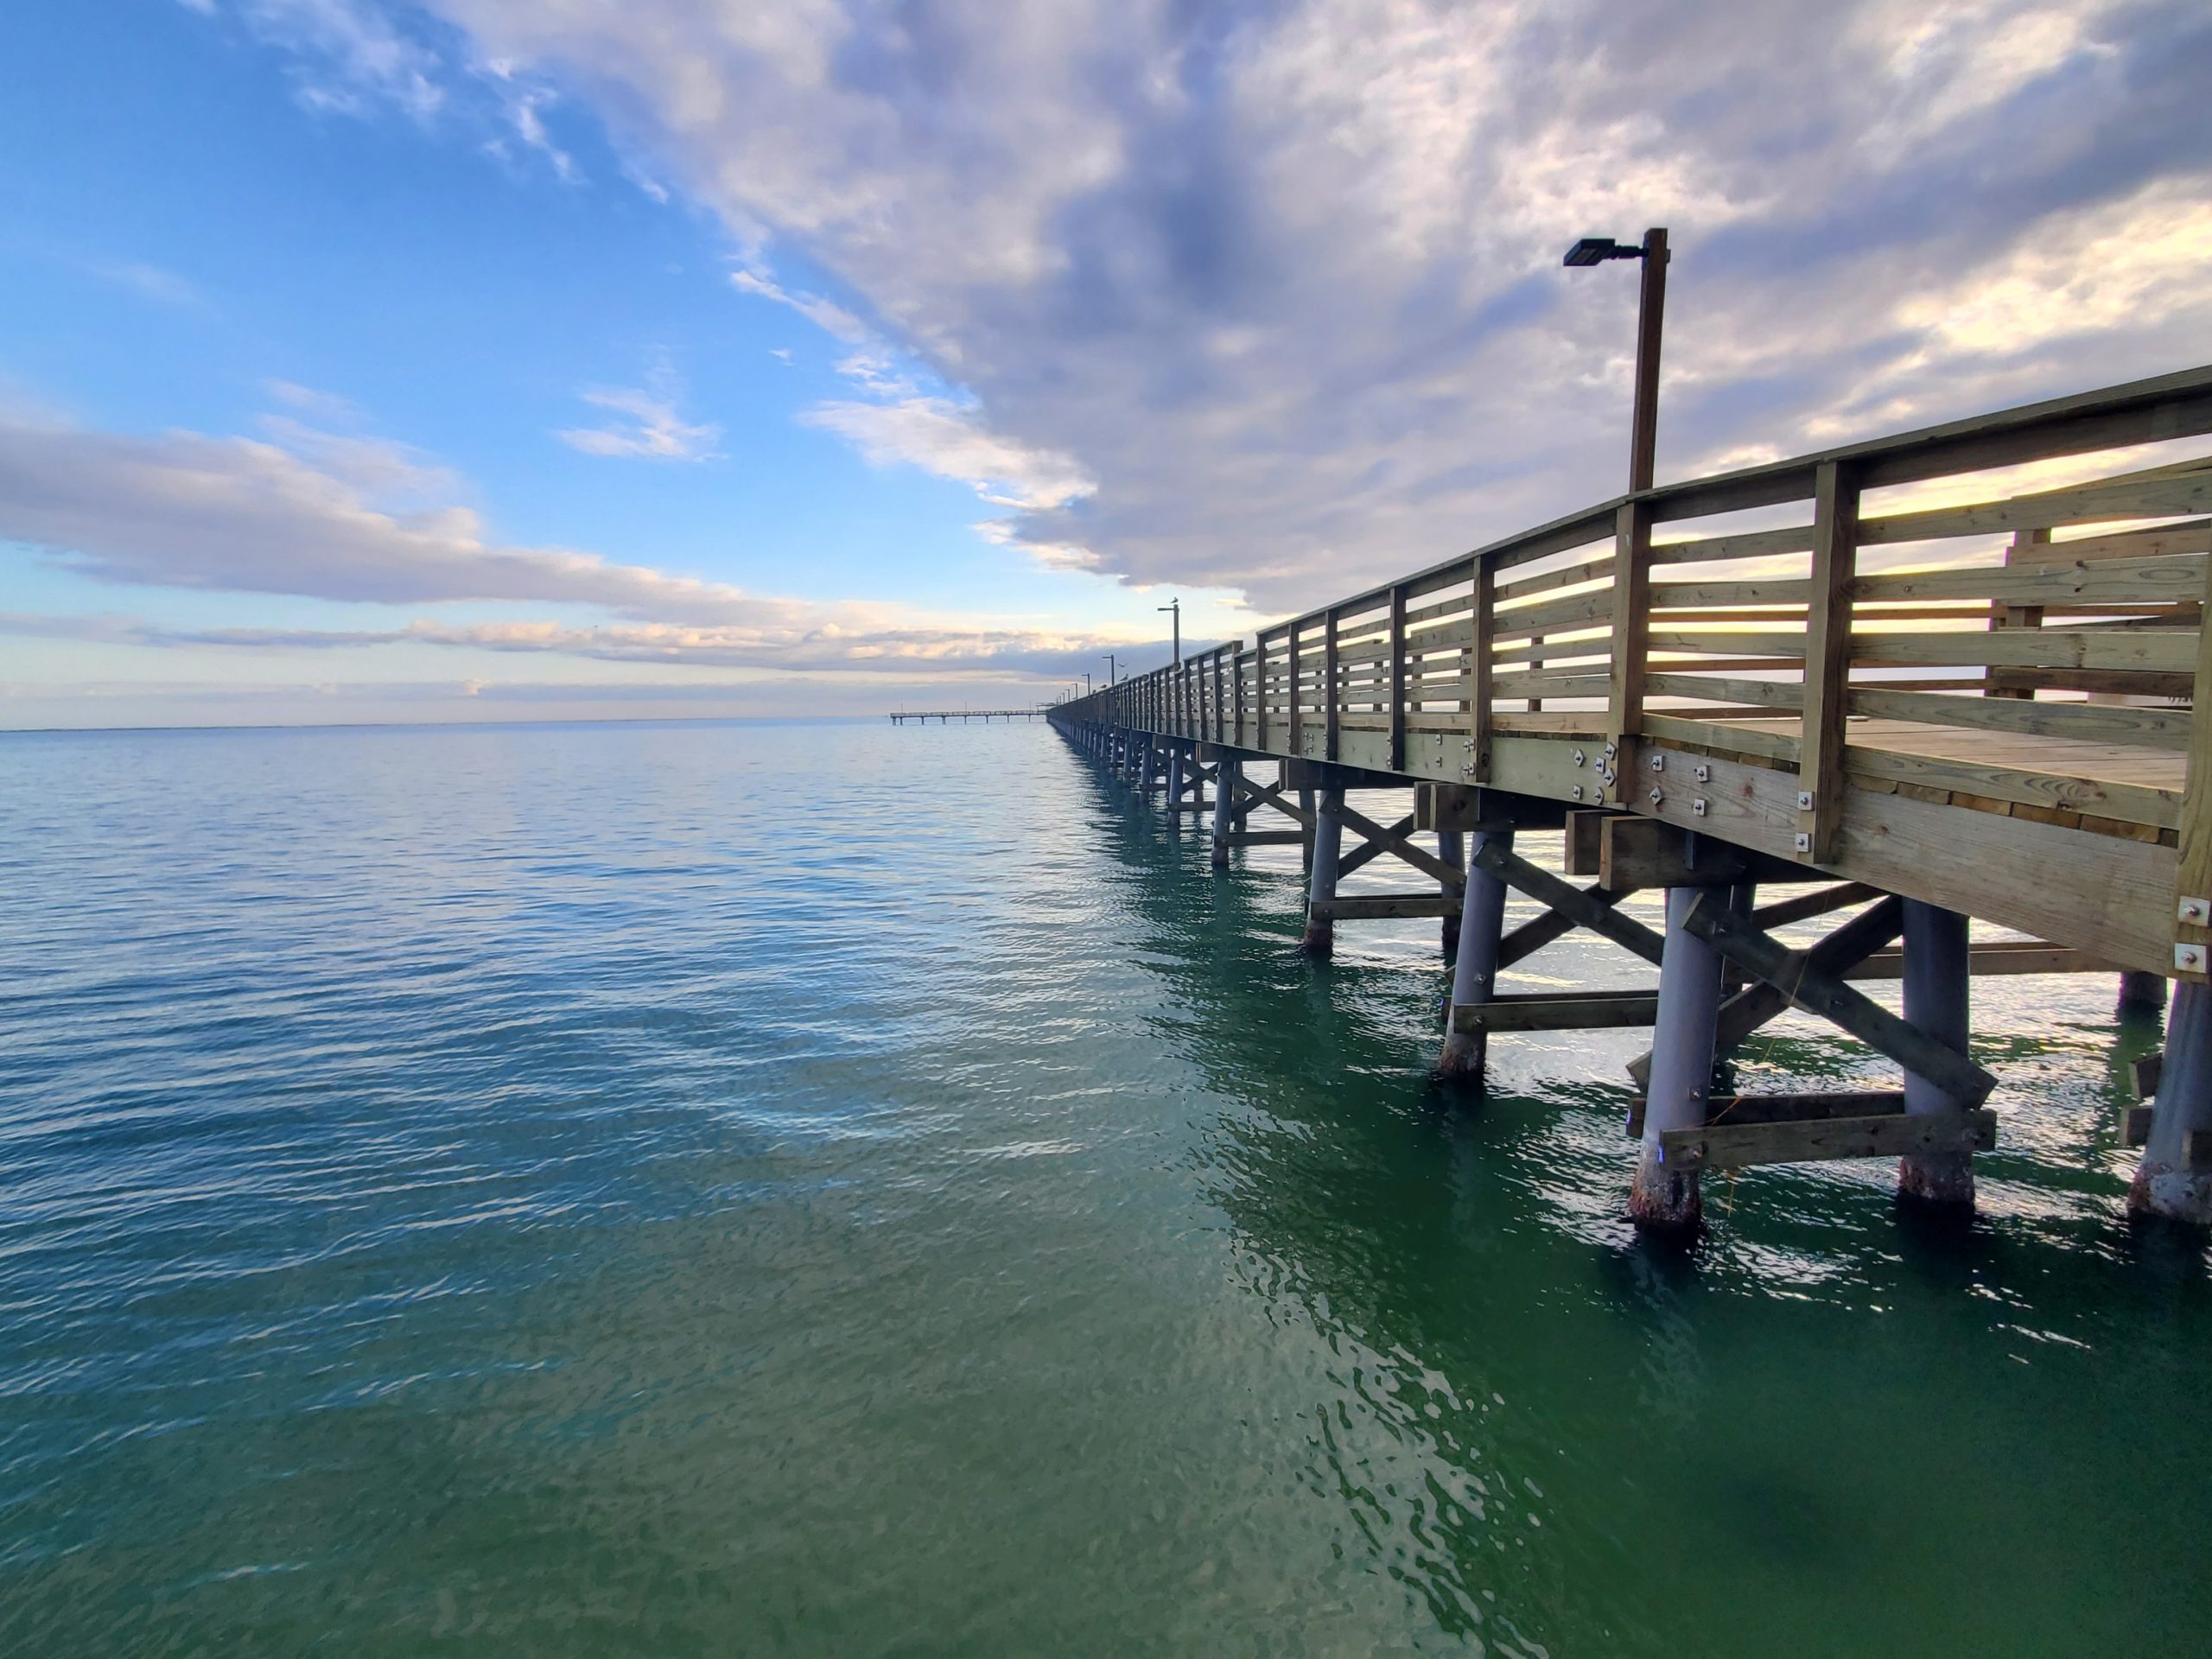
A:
[
  {"left": 1299, "top": 786, "right": 1317, "bottom": 874},
  {"left": 1435, "top": 830, "right": 1512, "bottom": 1082},
  {"left": 1897, "top": 900, "right": 1975, "bottom": 1210},
  {"left": 1439, "top": 830, "right": 1465, "bottom": 962},
  {"left": 1300, "top": 789, "right": 1344, "bottom": 957},
  {"left": 1629, "top": 886, "right": 1725, "bottom": 1233},
  {"left": 1166, "top": 746, "right": 1185, "bottom": 819},
  {"left": 2132, "top": 981, "right": 2212, "bottom": 1226},
  {"left": 2118, "top": 970, "right": 2166, "bottom": 1020},
  {"left": 1211, "top": 757, "right": 1238, "bottom": 869}
]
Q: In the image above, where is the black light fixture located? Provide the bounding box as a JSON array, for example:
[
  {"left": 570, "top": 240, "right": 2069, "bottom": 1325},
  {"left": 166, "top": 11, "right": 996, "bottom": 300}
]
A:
[{"left": 1562, "top": 236, "right": 1643, "bottom": 267}]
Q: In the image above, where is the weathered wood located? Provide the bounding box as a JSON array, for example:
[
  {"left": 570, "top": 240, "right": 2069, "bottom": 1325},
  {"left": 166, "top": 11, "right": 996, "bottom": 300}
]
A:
[
  {"left": 1471, "top": 839, "right": 1669, "bottom": 967},
  {"left": 1847, "top": 686, "right": 2191, "bottom": 752},
  {"left": 1563, "top": 809, "right": 1607, "bottom": 878},
  {"left": 1609, "top": 499, "right": 1653, "bottom": 775},
  {"left": 2136, "top": 1051, "right": 2164, "bottom": 1097},
  {"left": 1336, "top": 802, "right": 1464, "bottom": 887},
  {"left": 1627, "top": 1089, "right": 1905, "bottom": 1139},
  {"left": 1799, "top": 460, "right": 1859, "bottom": 862},
  {"left": 1387, "top": 583, "right": 1408, "bottom": 771},
  {"left": 1313, "top": 893, "right": 1463, "bottom": 921},
  {"left": 1599, "top": 817, "right": 1751, "bottom": 888},
  {"left": 1681, "top": 893, "right": 1997, "bottom": 1106},
  {"left": 2125, "top": 1103, "right": 2154, "bottom": 1147},
  {"left": 2176, "top": 548, "right": 2212, "bottom": 982},
  {"left": 1452, "top": 991, "right": 1659, "bottom": 1033},
  {"left": 1661, "top": 1109, "right": 1996, "bottom": 1173},
  {"left": 1497, "top": 883, "right": 1632, "bottom": 968},
  {"left": 1224, "top": 829, "right": 1306, "bottom": 848},
  {"left": 1751, "top": 883, "right": 1882, "bottom": 929},
  {"left": 1337, "top": 813, "right": 1420, "bottom": 880}
]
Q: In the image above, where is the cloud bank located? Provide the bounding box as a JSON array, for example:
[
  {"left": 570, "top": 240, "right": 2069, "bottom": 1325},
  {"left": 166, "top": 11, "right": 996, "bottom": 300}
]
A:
[{"left": 263, "top": 0, "right": 2208, "bottom": 617}]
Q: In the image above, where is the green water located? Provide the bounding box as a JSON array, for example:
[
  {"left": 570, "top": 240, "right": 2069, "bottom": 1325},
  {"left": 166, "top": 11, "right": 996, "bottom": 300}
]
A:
[{"left": 0, "top": 719, "right": 2205, "bottom": 1656}]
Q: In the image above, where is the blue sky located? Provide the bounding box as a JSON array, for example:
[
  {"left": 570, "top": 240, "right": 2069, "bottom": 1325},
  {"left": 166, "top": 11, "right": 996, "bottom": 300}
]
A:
[{"left": 3, "top": 0, "right": 2208, "bottom": 727}]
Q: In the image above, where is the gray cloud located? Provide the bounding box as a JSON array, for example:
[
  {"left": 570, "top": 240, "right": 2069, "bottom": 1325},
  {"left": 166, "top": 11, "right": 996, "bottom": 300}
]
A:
[{"left": 357, "top": 0, "right": 2211, "bottom": 616}]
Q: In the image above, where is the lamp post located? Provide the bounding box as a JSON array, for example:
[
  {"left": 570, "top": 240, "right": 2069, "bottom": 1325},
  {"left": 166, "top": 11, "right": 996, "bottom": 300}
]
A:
[
  {"left": 1159, "top": 597, "right": 1180, "bottom": 665},
  {"left": 1563, "top": 227, "right": 1669, "bottom": 493},
  {"left": 1084, "top": 672, "right": 1093, "bottom": 696},
  {"left": 1103, "top": 652, "right": 1119, "bottom": 686}
]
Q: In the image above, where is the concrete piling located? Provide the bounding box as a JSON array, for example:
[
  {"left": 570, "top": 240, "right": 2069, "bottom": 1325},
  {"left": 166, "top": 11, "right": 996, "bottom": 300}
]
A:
[
  {"left": 1438, "top": 830, "right": 1465, "bottom": 962},
  {"left": 2119, "top": 970, "right": 2166, "bottom": 1020},
  {"left": 1629, "top": 886, "right": 1724, "bottom": 1232},
  {"left": 1299, "top": 789, "right": 1344, "bottom": 957},
  {"left": 2131, "top": 980, "right": 2212, "bottom": 1227},
  {"left": 1435, "top": 829, "right": 1511, "bottom": 1082},
  {"left": 1211, "top": 757, "right": 1237, "bottom": 869},
  {"left": 1897, "top": 900, "right": 1974, "bottom": 1210}
]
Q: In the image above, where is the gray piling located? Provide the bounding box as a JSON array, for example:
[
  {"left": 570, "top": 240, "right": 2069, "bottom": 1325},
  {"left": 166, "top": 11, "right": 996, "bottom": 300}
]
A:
[
  {"left": 1299, "top": 786, "right": 1317, "bottom": 874},
  {"left": 1299, "top": 789, "right": 1344, "bottom": 957},
  {"left": 2132, "top": 980, "right": 2212, "bottom": 1226},
  {"left": 1211, "top": 758, "right": 1238, "bottom": 869},
  {"left": 1897, "top": 899, "right": 1974, "bottom": 1209},
  {"left": 1435, "top": 829, "right": 1511, "bottom": 1081},
  {"left": 1166, "top": 747, "right": 1185, "bottom": 819},
  {"left": 2118, "top": 970, "right": 2165, "bottom": 1020},
  {"left": 1629, "top": 886, "right": 1724, "bottom": 1232},
  {"left": 1438, "top": 830, "right": 1465, "bottom": 962}
]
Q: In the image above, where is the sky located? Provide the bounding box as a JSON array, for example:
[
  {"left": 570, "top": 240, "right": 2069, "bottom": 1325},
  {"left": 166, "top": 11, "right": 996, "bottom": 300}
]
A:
[{"left": 1, "top": 0, "right": 2208, "bottom": 729}]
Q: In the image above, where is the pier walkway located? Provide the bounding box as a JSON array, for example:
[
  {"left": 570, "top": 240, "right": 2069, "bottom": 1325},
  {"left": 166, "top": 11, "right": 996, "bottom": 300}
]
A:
[
  {"left": 890, "top": 709, "right": 1046, "bottom": 724},
  {"left": 1050, "top": 365, "right": 2212, "bottom": 1231}
]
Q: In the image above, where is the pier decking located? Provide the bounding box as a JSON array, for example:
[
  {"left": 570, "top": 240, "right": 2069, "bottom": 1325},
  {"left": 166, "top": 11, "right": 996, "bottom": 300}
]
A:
[
  {"left": 1050, "top": 365, "right": 2212, "bottom": 1231},
  {"left": 890, "top": 709, "right": 1046, "bottom": 723}
]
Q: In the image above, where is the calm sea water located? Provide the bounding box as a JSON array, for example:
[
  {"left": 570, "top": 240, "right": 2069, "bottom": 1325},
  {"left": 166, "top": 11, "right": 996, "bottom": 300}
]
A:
[{"left": 1, "top": 718, "right": 2208, "bottom": 1656}]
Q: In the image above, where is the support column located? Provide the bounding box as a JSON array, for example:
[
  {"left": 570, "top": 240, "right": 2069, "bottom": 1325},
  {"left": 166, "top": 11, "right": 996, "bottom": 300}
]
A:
[
  {"left": 1438, "top": 830, "right": 1465, "bottom": 962},
  {"left": 1166, "top": 746, "right": 1185, "bottom": 820},
  {"left": 2132, "top": 981, "right": 2212, "bottom": 1226},
  {"left": 1298, "top": 785, "right": 1317, "bottom": 874},
  {"left": 1435, "top": 830, "right": 1510, "bottom": 1081},
  {"left": 1299, "top": 789, "right": 1344, "bottom": 957},
  {"left": 1629, "top": 886, "right": 1725, "bottom": 1232},
  {"left": 2118, "top": 971, "right": 2166, "bottom": 1020},
  {"left": 1211, "top": 758, "right": 1238, "bottom": 869},
  {"left": 1897, "top": 899, "right": 1974, "bottom": 1209}
]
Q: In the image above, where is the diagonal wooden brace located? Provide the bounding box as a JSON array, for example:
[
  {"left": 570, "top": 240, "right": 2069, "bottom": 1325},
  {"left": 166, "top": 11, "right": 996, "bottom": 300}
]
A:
[
  {"left": 1337, "top": 813, "right": 1418, "bottom": 880},
  {"left": 1627, "top": 893, "right": 1904, "bottom": 1089},
  {"left": 1497, "top": 883, "right": 1634, "bottom": 970},
  {"left": 1681, "top": 893, "right": 1995, "bottom": 1108},
  {"left": 1337, "top": 802, "right": 1464, "bottom": 889},
  {"left": 1470, "top": 839, "right": 1666, "bottom": 968}
]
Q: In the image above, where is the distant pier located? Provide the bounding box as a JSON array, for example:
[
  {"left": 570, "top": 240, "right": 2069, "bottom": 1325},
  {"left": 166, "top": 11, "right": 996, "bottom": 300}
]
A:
[
  {"left": 1052, "top": 364, "right": 2212, "bottom": 1236},
  {"left": 889, "top": 709, "right": 1046, "bottom": 724}
]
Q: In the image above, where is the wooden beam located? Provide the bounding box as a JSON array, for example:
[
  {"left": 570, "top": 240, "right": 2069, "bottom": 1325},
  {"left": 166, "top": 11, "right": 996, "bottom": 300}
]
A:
[
  {"left": 1225, "top": 829, "right": 1306, "bottom": 848},
  {"left": 1471, "top": 839, "right": 1669, "bottom": 967},
  {"left": 1469, "top": 561, "right": 1495, "bottom": 783},
  {"left": 1388, "top": 582, "right": 1408, "bottom": 772},
  {"left": 1627, "top": 1089, "right": 1905, "bottom": 1140},
  {"left": 1628, "top": 895, "right": 1906, "bottom": 1090},
  {"left": 1563, "top": 809, "right": 1608, "bottom": 877},
  {"left": 1660, "top": 1109, "right": 1996, "bottom": 1173},
  {"left": 1681, "top": 893, "right": 1998, "bottom": 1106},
  {"left": 1452, "top": 991, "right": 1659, "bottom": 1033},
  {"left": 1599, "top": 816, "right": 1751, "bottom": 889},
  {"left": 1751, "top": 883, "right": 1882, "bottom": 930},
  {"left": 1318, "top": 893, "right": 1464, "bottom": 922},
  {"left": 1324, "top": 607, "right": 1342, "bottom": 763},
  {"left": 1336, "top": 813, "right": 1421, "bottom": 880},
  {"left": 1607, "top": 499, "right": 1652, "bottom": 786},
  {"left": 2175, "top": 546, "right": 2212, "bottom": 982}
]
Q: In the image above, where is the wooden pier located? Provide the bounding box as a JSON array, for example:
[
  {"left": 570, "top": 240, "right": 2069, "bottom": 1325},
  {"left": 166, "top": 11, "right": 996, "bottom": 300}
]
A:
[
  {"left": 889, "top": 709, "right": 1047, "bottom": 724},
  {"left": 1050, "top": 365, "right": 2212, "bottom": 1232}
]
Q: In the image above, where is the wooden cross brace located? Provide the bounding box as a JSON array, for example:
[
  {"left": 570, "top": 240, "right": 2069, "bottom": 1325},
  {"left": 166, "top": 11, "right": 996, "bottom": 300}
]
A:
[{"left": 1680, "top": 893, "right": 1997, "bottom": 1108}]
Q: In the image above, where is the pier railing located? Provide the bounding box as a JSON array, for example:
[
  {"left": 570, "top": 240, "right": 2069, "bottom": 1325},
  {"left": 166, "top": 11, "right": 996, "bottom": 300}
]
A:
[{"left": 1061, "top": 365, "right": 2212, "bottom": 978}]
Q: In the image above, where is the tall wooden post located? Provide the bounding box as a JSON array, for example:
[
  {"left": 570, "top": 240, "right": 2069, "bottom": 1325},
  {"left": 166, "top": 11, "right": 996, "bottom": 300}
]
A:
[
  {"left": 1897, "top": 900, "right": 1975, "bottom": 1208},
  {"left": 1797, "top": 460, "right": 1859, "bottom": 863},
  {"left": 1300, "top": 789, "right": 1344, "bottom": 957},
  {"left": 1630, "top": 884, "right": 1722, "bottom": 1231},
  {"left": 1436, "top": 829, "right": 1511, "bottom": 1081}
]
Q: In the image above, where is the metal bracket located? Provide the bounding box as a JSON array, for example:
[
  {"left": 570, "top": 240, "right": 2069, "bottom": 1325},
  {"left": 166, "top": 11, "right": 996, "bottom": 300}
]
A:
[
  {"left": 2179, "top": 896, "right": 2211, "bottom": 926},
  {"left": 2179, "top": 944, "right": 2208, "bottom": 974},
  {"left": 1796, "top": 791, "right": 1815, "bottom": 812}
]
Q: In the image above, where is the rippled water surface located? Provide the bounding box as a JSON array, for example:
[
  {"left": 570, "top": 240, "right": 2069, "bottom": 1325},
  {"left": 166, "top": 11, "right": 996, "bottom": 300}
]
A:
[{"left": 3, "top": 718, "right": 2209, "bottom": 1656}]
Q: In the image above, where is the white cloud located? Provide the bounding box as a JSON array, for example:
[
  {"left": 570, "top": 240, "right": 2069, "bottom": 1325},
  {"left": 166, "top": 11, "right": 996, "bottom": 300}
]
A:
[
  {"left": 556, "top": 365, "right": 721, "bottom": 461},
  {"left": 802, "top": 397, "right": 1092, "bottom": 512}
]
